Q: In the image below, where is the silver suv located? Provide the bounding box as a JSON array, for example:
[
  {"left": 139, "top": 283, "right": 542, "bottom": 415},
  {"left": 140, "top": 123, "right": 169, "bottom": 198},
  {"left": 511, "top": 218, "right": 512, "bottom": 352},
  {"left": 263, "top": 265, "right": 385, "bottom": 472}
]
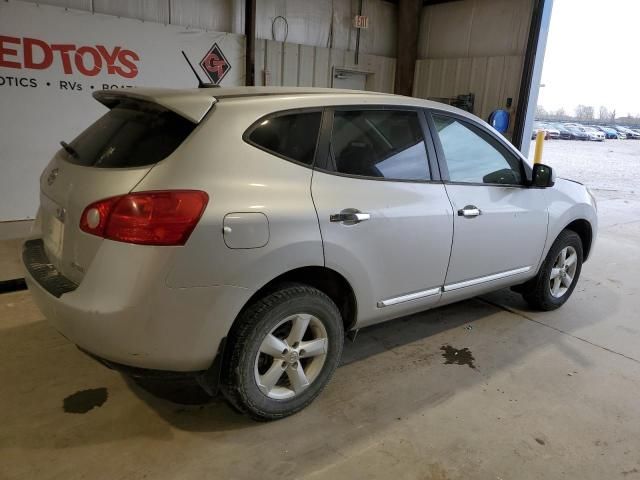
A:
[{"left": 24, "top": 87, "right": 597, "bottom": 420}]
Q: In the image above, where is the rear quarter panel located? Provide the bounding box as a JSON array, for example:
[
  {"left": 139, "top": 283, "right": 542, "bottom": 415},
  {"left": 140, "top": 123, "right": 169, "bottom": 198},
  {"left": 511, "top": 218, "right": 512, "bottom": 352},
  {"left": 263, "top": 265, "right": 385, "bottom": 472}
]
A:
[{"left": 132, "top": 99, "right": 325, "bottom": 291}]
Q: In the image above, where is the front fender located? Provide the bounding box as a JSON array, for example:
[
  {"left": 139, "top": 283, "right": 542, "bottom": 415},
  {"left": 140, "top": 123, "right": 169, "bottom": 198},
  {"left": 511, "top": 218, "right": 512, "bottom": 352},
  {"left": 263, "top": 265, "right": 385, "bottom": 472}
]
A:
[{"left": 541, "top": 178, "right": 598, "bottom": 266}]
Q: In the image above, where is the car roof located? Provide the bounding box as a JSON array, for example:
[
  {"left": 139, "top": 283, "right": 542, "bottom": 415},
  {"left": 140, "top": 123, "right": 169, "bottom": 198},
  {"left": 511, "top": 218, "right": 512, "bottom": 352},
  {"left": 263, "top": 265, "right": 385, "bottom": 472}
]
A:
[{"left": 94, "top": 86, "right": 475, "bottom": 123}]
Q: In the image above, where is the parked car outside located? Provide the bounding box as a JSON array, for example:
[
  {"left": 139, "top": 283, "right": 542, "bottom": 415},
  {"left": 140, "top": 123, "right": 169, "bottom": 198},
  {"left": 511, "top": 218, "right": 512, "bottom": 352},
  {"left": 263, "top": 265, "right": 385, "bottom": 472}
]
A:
[
  {"left": 591, "top": 126, "right": 619, "bottom": 139},
  {"left": 566, "top": 126, "right": 590, "bottom": 140},
  {"left": 531, "top": 123, "right": 549, "bottom": 140},
  {"left": 539, "top": 123, "right": 560, "bottom": 139},
  {"left": 23, "top": 87, "right": 598, "bottom": 420},
  {"left": 582, "top": 126, "right": 606, "bottom": 142},
  {"left": 553, "top": 124, "right": 575, "bottom": 140},
  {"left": 613, "top": 126, "right": 640, "bottom": 139}
]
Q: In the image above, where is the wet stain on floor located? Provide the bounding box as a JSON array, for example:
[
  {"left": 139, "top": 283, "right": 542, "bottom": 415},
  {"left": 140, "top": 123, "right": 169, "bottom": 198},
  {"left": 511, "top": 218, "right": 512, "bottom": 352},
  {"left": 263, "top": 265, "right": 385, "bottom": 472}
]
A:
[
  {"left": 63, "top": 388, "right": 108, "bottom": 414},
  {"left": 440, "top": 345, "right": 476, "bottom": 369}
]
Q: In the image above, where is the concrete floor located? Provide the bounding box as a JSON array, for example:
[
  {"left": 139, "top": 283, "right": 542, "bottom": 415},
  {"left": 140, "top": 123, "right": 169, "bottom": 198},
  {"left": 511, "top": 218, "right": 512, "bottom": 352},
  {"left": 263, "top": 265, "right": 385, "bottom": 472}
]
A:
[
  {"left": 2, "top": 142, "right": 640, "bottom": 479},
  {"left": 0, "top": 220, "right": 31, "bottom": 282}
]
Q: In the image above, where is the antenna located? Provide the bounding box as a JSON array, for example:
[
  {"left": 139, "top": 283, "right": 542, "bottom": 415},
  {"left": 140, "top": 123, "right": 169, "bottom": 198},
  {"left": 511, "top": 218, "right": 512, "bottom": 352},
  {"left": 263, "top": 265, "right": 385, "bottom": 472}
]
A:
[{"left": 182, "top": 51, "right": 205, "bottom": 88}]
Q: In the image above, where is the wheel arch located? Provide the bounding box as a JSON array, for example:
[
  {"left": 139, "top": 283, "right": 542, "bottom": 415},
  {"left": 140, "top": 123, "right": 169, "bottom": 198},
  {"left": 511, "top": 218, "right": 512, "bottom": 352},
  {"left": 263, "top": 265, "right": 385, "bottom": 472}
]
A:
[
  {"left": 232, "top": 266, "right": 358, "bottom": 335},
  {"left": 564, "top": 218, "right": 593, "bottom": 261}
]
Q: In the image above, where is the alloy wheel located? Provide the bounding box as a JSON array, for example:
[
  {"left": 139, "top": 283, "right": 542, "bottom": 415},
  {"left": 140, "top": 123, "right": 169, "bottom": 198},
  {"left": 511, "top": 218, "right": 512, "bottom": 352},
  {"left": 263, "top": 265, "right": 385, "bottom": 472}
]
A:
[
  {"left": 254, "top": 313, "right": 328, "bottom": 400},
  {"left": 549, "top": 246, "right": 578, "bottom": 298}
]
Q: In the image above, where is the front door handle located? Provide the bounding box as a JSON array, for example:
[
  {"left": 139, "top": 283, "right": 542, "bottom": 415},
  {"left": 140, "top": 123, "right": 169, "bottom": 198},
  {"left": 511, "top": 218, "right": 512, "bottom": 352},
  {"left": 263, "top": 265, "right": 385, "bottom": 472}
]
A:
[
  {"left": 458, "top": 205, "right": 481, "bottom": 218},
  {"left": 330, "top": 210, "right": 371, "bottom": 224}
]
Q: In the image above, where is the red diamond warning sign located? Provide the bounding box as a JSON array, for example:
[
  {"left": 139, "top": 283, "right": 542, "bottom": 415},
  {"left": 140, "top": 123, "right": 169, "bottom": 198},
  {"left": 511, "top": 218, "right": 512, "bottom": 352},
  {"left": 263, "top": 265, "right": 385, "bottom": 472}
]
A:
[{"left": 199, "top": 43, "right": 231, "bottom": 85}]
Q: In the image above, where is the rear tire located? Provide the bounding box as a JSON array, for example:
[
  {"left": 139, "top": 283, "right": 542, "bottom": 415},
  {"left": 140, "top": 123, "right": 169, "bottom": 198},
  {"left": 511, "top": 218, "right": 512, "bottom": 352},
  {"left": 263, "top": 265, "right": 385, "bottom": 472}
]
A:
[
  {"left": 221, "top": 284, "right": 344, "bottom": 420},
  {"left": 521, "top": 230, "right": 583, "bottom": 311}
]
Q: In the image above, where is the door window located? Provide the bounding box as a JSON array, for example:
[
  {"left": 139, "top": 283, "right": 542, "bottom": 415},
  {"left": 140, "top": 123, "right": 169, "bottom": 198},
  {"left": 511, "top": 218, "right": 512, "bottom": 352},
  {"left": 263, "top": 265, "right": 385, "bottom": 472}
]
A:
[
  {"left": 247, "top": 112, "right": 322, "bottom": 166},
  {"left": 432, "top": 114, "right": 523, "bottom": 185},
  {"left": 330, "top": 110, "right": 430, "bottom": 180}
]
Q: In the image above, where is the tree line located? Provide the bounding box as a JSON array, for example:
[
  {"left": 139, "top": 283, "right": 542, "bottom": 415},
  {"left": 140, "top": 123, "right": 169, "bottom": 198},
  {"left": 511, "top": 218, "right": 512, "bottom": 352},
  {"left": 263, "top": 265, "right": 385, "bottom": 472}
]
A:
[{"left": 536, "top": 105, "right": 640, "bottom": 125}]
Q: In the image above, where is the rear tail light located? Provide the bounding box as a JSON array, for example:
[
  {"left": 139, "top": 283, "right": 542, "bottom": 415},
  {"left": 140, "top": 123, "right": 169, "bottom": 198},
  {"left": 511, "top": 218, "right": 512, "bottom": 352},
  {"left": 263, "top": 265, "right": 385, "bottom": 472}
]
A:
[{"left": 80, "top": 190, "right": 209, "bottom": 246}]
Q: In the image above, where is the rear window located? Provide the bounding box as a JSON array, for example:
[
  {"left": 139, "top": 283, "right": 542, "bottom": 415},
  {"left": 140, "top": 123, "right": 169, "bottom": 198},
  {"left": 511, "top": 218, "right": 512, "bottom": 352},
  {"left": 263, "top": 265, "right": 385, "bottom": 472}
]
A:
[
  {"left": 65, "top": 100, "right": 196, "bottom": 168},
  {"left": 246, "top": 112, "right": 322, "bottom": 165}
]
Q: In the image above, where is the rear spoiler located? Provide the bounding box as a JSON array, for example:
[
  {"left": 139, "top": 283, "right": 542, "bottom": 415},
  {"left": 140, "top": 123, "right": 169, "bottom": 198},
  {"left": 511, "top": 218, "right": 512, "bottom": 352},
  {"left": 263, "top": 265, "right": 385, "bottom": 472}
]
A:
[{"left": 93, "top": 88, "right": 217, "bottom": 123}]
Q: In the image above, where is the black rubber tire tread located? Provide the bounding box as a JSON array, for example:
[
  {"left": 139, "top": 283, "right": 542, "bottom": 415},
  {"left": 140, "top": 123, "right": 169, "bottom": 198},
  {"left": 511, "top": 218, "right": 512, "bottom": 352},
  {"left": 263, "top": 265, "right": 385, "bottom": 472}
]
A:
[
  {"left": 221, "top": 283, "right": 343, "bottom": 421},
  {"left": 522, "top": 230, "right": 583, "bottom": 311}
]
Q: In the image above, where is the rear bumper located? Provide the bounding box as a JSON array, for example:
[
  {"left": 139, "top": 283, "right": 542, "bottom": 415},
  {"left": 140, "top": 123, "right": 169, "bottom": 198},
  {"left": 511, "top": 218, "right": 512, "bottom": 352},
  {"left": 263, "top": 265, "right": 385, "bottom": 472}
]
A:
[
  {"left": 23, "top": 238, "right": 252, "bottom": 372},
  {"left": 78, "top": 339, "right": 227, "bottom": 395}
]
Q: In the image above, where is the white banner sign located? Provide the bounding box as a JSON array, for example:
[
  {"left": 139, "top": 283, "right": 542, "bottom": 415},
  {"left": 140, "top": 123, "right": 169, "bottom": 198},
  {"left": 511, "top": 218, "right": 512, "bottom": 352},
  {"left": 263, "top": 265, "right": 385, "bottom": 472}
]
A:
[{"left": 0, "top": 1, "right": 245, "bottom": 221}]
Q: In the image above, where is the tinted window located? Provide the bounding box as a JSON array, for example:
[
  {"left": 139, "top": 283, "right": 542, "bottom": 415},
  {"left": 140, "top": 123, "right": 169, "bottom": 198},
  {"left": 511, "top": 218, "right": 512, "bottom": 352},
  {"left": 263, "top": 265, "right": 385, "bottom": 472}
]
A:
[
  {"left": 433, "top": 114, "right": 523, "bottom": 185},
  {"left": 67, "top": 100, "right": 195, "bottom": 168},
  {"left": 330, "top": 110, "right": 429, "bottom": 180},
  {"left": 248, "top": 112, "right": 321, "bottom": 165}
]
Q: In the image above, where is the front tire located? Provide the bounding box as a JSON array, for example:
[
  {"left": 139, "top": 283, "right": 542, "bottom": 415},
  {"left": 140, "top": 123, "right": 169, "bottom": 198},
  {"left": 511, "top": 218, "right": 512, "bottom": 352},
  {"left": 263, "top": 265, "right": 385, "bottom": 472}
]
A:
[
  {"left": 222, "top": 284, "right": 344, "bottom": 420},
  {"left": 522, "top": 230, "right": 583, "bottom": 311}
]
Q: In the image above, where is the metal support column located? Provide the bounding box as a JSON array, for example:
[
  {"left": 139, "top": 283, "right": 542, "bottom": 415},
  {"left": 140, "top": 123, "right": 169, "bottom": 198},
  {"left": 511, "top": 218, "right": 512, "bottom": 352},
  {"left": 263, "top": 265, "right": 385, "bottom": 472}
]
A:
[
  {"left": 394, "top": 0, "right": 421, "bottom": 96},
  {"left": 245, "top": 0, "right": 256, "bottom": 86}
]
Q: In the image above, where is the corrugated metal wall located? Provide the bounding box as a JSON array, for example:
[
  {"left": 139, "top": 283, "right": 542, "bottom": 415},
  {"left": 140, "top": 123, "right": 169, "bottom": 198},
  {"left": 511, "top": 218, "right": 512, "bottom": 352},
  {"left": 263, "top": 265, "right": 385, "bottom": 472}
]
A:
[
  {"left": 414, "top": 55, "right": 523, "bottom": 121},
  {"left": 17, "top": 0, "right": 534, "bottom": 103},
  {"left": 19, "top": 0, "right": 397, "bottom": 56},
  {"left": 19, "top": 0, "right": 234, "bottom": 32},
  {"left": 255, "top": 39, "right": 395, "bottom": 92},
  {"left": 17, "top": 0, "right": 396, "bottom": 92},
  {"left": 414, "top": 0, "right": 533, "bottom": 133}
]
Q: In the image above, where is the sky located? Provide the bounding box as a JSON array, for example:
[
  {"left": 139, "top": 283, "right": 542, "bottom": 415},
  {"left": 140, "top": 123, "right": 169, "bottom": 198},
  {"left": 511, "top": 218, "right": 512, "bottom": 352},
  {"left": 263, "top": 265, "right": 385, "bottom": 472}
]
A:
[{"left": 539, "top": 0, "right": 640, "bottom": 117}]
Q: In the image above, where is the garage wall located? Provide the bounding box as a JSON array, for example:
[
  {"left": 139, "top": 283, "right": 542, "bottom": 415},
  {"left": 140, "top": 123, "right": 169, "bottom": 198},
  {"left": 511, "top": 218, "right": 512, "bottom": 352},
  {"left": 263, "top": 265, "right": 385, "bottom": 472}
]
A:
[
  {"left": 414, "top": 55, "right": 523, "bottom": 122},
  {"left": 254, "top": 39, "right": 395, "bottom": 92},
  {"left": 414, "top": 0, "right": 532, "bottom": 132},
  {"left": 19, "top": 0, "right": 397, "bottom": 56},
  {"left": 19, "top": 0, "right": 234, "bottom": 32}
]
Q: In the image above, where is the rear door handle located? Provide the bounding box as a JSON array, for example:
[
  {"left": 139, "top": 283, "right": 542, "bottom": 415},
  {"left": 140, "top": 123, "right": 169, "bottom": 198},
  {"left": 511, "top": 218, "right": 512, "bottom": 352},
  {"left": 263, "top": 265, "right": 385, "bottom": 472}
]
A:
[
  {"left": 457, "top": 205, "right": 481, "bottom": 218},
  {"left": 330, "top": 210, "right": 371, "bottom": 224}
]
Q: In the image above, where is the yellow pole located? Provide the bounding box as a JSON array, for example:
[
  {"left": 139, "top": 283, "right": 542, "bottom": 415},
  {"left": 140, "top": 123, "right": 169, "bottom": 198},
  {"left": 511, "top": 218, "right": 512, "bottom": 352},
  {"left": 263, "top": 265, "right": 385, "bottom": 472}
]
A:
[{"left": 533, "top": 130, "right": 546, "bottom": 164}]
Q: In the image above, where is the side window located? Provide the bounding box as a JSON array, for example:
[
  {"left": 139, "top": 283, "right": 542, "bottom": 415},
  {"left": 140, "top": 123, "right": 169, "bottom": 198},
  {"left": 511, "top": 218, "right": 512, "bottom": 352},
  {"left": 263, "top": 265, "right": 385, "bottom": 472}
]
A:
[
  {"left": 432, "top": 114, "right": 523, "bottom": 185},
  {"left": 247, "top": 112, "right": 321, "bottom": 165},
  {"left": 330, "top": 110, "right": 430, "bottom": 180}
]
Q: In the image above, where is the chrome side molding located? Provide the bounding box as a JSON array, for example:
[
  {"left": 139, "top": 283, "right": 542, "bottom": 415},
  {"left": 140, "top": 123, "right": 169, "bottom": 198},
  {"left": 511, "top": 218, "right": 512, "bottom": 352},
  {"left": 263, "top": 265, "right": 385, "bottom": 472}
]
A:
[
  {"left": 377, "top": 266, "right": 533, "bottom": 308},
  {"left": 443, "top": 266, "right": 532, "bottom": 292},
  {"left": 377, "top": 287, "right": 441, "bottom": 308}
]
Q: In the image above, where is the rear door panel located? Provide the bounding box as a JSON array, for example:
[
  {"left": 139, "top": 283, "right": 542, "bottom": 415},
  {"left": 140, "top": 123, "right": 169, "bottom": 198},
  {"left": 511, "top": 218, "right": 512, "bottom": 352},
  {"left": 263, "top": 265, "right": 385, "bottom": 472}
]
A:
[
  {"left": 312, "top": 172, "right": 453, "bottom": 327},
  {"left": 311, "top": 107, "right": 454, "bottom": 327}
]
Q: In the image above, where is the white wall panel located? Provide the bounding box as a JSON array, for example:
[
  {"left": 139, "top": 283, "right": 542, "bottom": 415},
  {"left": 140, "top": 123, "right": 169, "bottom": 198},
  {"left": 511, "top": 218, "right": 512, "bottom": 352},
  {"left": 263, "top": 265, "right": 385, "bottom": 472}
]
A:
[
  {"left": 265, "top": 39, "right": 283, "bottom": 86},
  {"left": 298, "top": 45, "right": 315, "bottom": 87},
  {"left": 19, "top": 0, "right": 92, "bottom": 11},
  {"left": 170, "top": 0, "right": 231, "bottom": 32},
  {"left": 256, "top": 0, "right": 395, "bottom": 56},
  {"left": 256, "top": 0, "right": 332, "bottom": 47},
  {"left": 255, "top": 39, "right": 393, "bottom": 93},
  {"left": 282, "top": 42, "right": 299, "bottom": 86},
  {"left": 313, "top": 47, "right": 330, "bottom": 87},
  {"left": 17, "top": 0, "right": 398, "bottom": 56},
  {"left": 93, "top": 0, "right": 169, "bottom": 23}
]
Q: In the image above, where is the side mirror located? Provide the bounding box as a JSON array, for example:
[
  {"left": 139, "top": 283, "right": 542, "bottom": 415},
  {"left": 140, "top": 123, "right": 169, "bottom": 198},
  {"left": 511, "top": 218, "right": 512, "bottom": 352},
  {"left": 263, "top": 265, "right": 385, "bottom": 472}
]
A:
[{"left": 531, "top": 163, "right": 555, "bottom": 188}]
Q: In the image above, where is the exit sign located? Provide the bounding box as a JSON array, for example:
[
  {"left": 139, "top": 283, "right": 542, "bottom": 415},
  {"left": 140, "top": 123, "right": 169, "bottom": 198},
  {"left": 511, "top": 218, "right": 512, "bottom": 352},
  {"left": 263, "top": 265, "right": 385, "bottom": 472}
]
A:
[{"left": 353, "top": 15, "right": 369, "bottom": 29}]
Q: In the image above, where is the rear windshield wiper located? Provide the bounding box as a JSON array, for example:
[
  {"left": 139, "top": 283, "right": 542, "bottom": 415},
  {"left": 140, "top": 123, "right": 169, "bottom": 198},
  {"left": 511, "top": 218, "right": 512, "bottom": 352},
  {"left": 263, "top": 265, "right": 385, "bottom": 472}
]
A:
[{"left": 60, "top": 141, "right": 79, "bottom": 159}]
